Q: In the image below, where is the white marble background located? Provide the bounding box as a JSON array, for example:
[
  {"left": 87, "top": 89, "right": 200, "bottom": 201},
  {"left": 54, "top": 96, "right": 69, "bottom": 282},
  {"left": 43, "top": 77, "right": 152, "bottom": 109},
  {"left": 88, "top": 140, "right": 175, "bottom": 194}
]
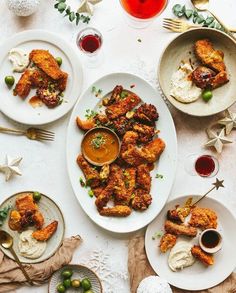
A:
[{"left": 0, "top": 0, "right": 236, "bottom": 292}]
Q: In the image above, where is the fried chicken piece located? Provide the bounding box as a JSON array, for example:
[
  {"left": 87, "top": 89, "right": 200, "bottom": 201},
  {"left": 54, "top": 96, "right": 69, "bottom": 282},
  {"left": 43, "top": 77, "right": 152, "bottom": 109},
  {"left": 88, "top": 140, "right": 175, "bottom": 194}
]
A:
[
  {"left": 91, "top": 186, "right": 105, "bottom": 198},
  {"left": 32, "top": 220, "right": 58, "bottom": 241},
  {"left": 140, "top": 138, "right": 166, "bottom": 163},
  {"left": 32, "top": 210, "right": 44, "bottom": 229},
  {"left": 133, "top": 123, "right": 155, "bottom": 143},
  {"left": 136, "top": 164, "right": 151, "bottom": 192},
  {"left": 36, "top": 88, "right": 60, "bottom": 108},
  {"left": 113, "top": 116, "right": 132, "bottom": 136},
  {"left": 76, "top": 116, "right": 96, "bottom": 131},
  {"left": 116, "top": 167, "right": 136, "bottom": 205},
  {"left": 99, "top": 164, "right": 110, "bottom": 181},
  {"left": 76, "top": 155, "right": 100, "bottom": 188},
  {"left": 191, "top": 245, "right": 214, "bottom": 265},
  {"left": 30, "top": 69, "right": 51, "bottom": 88},
  {"left": 16, "top": 193, "right": 38, "bottom": 216},
  {"left": 164, "top": 220, "right": 197, "bottom": 237},
  {"left": 14, "top": 69, "right": 32, "bottom": 98},
  {"left": 29, "top": 50, "right": 64, "bottom": 80},
  {"left": 99, "top": 205, "right": 132, "bottom": 217},
  {"left": 103, "top": 85, "right": 123, "bottom": 106},
  {"left": 210, "top": 70, "right": 229, "bottom": 89},
  {"left": 191, "top": 66, "right": 216, "bottom": 89},
  {"left": 111, "top": 164, "right": 128, "bottom": 203},
  {"left": 159, "top": 233, "right": 177, "bottom": 253},
  {"left": 95, "top": 114, "right": 110, "bottom": 125},
  {"left": 167, "top": 209, "right": 185, "bottom": 223},
  {"left": 57, "top": 72, "right": 68, "bottom": 92},
  {"left": 8, "top": 210, "right": 22, "bottom": 231},
  {"left": 20, "top": 210, "right": 35, "bottom": 228},
  {"left": 105, "top": 92, "right": 141, "bottom": 120},
  {"left": 131, "top": 189, "right": 152, "bottom": 211},
  {"left": 189, "top": 207, "right": 217, "bottom": 229},
  {"left": 134, "top": 103, "right": 159, "bottom": 125}
]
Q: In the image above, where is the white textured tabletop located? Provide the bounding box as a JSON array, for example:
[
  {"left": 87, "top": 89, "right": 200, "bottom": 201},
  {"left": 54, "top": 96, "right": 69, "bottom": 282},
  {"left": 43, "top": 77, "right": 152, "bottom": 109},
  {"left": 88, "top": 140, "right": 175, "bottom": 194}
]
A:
[{"left": 0, "top": 0, "right": 236, "bottom": 292}]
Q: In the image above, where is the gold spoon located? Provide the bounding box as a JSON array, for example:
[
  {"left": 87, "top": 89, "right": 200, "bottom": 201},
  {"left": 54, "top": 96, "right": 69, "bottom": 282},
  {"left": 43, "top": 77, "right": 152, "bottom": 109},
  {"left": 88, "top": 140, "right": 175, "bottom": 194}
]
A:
[
  {"left": 191, "top": 0, "right": 236, "bottom": 41},
  {"left": 0, "top": 230, "right": 34, "bottom": 286}
]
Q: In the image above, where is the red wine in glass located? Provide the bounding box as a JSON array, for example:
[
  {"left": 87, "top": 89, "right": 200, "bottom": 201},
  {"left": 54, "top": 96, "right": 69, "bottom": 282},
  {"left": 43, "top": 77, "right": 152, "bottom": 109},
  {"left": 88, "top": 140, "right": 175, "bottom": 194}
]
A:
[
  {"left": 195, "top": 155, "right": 216, "bottom": 177},
  {"left": 79, "top": 34, "right": 102, "bottom": 54}
]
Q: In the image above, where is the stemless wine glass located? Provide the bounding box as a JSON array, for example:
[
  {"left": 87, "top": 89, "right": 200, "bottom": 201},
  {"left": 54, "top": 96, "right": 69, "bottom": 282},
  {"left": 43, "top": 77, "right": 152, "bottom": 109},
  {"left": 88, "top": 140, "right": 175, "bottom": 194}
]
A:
[
  {"left": 120, "top": 0, "right": 168, "bottom": 29},
  {"left": 76, "top": 27, "right": 103, "bottom": 68}
]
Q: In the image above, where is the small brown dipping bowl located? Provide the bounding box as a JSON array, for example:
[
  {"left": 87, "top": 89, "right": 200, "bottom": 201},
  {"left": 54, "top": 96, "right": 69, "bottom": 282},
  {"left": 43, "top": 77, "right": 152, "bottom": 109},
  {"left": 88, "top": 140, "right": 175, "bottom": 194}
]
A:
[
  {"left": 199, "top": 229, "right": 223, "bottom": 254},
  {"left": 81, "top": 127, "right": 121, "bottom": 166}
]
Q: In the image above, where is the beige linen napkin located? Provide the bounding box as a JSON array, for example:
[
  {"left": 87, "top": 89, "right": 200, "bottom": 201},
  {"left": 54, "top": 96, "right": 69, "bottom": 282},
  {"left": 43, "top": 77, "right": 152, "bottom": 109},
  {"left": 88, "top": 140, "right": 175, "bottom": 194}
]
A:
[
  {"left": 0, "top": 235, "right": 82, "bottom": 293},
  {"left": 128, "top": 234, "right": 236, "bottom": 293}
]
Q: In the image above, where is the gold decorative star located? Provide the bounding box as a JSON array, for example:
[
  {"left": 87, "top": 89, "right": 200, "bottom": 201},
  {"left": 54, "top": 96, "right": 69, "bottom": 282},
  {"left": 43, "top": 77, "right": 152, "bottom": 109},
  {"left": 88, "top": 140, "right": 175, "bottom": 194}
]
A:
[
  {"left": 212, "top": 178, "right": 224, "bottom": 190},
  {"left": 205, "top": 128, "right": 232, "bottom": 153},
  {"left": 218, "top": 110, "right": 236, "bottom": 135},
  {"left": 77, "top": 0, "right": 102, "bottom": 15},
  {"left": 0, "top": 155, "right": 22, "bottom": 181}
]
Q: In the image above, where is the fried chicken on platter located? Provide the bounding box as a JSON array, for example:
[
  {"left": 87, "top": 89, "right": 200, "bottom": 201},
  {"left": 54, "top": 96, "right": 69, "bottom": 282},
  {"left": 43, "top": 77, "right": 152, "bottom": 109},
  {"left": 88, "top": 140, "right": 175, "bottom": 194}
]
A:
[
  {"left": 113, "top": 116, "right": 132, "bottom": 136},
  {"left": 159, "top": 233, "right": 177, "bottom": 253},
  {"left": 191, "top": 245, "right": 214, "bottom": 266},
  {"left": 103, "top": 85, "right": 124, "bottom": 106},
  {"left": 32, "top": 220, "right": 58, "bottom": 241},
  {"left": 131, "top": 189, "right": 152, "bottom": 210},
  {"left": 164, "top": 220, "right": 197, "bottom": 237},
  {"left": 136, "top": 164, "right": 151, "bottom": 193},
  {"left": 99, "top": 205, "right": 132, "bottom": 217},
  {"left": 133, "top": 123, "right": 155, "bottom": 143},
  {"left": 134, "top": 103, "right": 159, "bottom": 125},
  {"left": 189, "top": 207, "right": 217, "bottom": 229}
]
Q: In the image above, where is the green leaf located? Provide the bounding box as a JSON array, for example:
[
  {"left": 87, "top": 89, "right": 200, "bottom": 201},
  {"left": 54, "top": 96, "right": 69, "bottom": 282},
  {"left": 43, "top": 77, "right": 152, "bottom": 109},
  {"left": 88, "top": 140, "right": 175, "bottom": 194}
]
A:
[
  {"left": 205, "top": 16, "right": 214, "bottom": 25},
  {"left": 193, "top": 10, "right": 198, "bottom": 17},
  {"left": 193, "top": 15, "right": 198, "bottom": 23},
  {"left": 66, "top": 5, "right": 71, "bottom": 14},
  {"left": 57, "top": 0, "right": 66, "bottom": 2},
  {"left": 197, "top": 14, "right": 205, "bottom": 24},
  {"left": 172, "top": 4, "right": 182, "bottom": 16},
  {"left": 184, "top": 9, "right": 193, "bottom": 19},
  {"left": 69, "top": 12, "right": 75, "bottom": 22},
  {"left": 209, "top": 21, "right": 216, "bottom": 28},
  {"left": 76, "top": 13, "right": 80, "bottom": 25},
  {"left": 54, "top": 3, "right": 59, "bottom": 8},
  {"left": 58, "top": 2, "right": 66, "bottom": 12},
  {"left": 215, "top": 22, "right": 222, "bottom": 30}
]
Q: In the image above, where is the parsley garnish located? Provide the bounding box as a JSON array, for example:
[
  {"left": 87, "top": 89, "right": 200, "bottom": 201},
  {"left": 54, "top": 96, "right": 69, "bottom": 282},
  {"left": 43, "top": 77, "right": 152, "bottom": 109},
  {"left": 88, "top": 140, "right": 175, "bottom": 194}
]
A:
[
  {"left": 91, "top": 86, "right": 103, "bottom": 97},
  {"left": 155, "top": 173, "right": 164, "bottom": 179},
  {"left": 152, "top": 231, "right": 163, "bottom": 240},
  {"left": 91, "top": 133, "right": 105, "bottom": 149},
  {"left": 0, "top": 206, "right": 11, "bottom": 226},
  {"left": 85, "top": 109, "right": 98, "bottom": 120}
]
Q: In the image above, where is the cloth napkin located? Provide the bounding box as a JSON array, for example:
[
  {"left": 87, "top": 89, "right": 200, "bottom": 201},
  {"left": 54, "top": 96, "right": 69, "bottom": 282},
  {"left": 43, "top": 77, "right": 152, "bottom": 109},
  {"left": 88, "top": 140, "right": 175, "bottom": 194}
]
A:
[
  {"left": 128, "top": 234, "right": 236, "bottom": 293},
  {"left": 0, "top": 235, "right": 82, "bottom": 293}
]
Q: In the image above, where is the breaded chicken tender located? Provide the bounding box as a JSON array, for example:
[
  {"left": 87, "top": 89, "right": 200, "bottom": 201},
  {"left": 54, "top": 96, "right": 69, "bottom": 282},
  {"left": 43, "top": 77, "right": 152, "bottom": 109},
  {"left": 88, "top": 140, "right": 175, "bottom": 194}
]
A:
[
  {"left": 164, "top": 220, "right": 197, "bottom": 237},
  {"left": 14, "top": 69, "right": 32, "bottom": 98},
  {"left": 159, "top": 233, "right": 177, "bottom": 253},
  {"left": 103, "top": 85, "right": 123, "bottom": 106},
  {"left": 16, "top": 193, "right": 38, "bottom": 216},
  {"left": 189, "top": 207, "right": 217, "bottom": 229},
  {"left": 32, "top": 210, "right": 44, "bottom": 229},
  {"left": 99, "top": 205, "right": 132, "bottom": 217},
  {"left": 32, "top": 220, "right": 58, "bottom": 241},
  {"left": 136, "top": 164, "right": 151, "bottom": 192},
  {"left": 191, "top": 245, "right": 214, "bottom": 265},
  {"left": 134, "top": 103, "right": 159, "bottom": 125},
  {"left": 8, "top": 210, "right": 22, "bottom": 231},
  {"left": 133, "top": 123, "right": 155, "bottom": 143},
  {"left": 131, "top": 189, "right": 152, "bottom": 211}
]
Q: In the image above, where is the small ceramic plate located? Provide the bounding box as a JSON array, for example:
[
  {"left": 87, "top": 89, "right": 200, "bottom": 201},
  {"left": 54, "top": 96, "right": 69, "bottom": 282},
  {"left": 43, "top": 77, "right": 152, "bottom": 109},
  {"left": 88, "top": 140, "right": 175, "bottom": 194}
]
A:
[
  {"left": 48, "top": 264, "right": 103, "bottom": 293},
  {"left": 0, "top": 30, "right": 83, "bottom": 125},
  {"left": 158, "top": 28, "right": 236, "bottom": 116},
  {"left": 0, "top": 191, "right": 65, "bottom": 263},
  {"left": 145, "top": 195, "right": 236, "bottom": 291}
]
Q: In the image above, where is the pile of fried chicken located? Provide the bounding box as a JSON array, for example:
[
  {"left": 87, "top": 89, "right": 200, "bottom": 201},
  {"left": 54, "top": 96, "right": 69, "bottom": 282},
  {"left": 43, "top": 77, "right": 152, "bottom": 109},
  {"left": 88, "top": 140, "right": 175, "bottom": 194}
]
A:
[
  {"left": 14, "top": 49, "right": 68, "bottom": 108},
  {"left": 76, "top": 85, "right": 165, "bottom": 217},
  {"left": 191, "top": 39, "right": 228, "bottom": 89},
  {"left": 9, "top": 193, "right": 58, "bottom": 241},
  {"left": 159, "top": 202, "right": 218, "bottom": 266}
]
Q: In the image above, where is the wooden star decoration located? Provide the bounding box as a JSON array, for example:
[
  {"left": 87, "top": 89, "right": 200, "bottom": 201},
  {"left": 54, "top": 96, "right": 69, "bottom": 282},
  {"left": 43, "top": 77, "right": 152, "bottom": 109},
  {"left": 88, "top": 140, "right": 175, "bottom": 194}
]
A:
[
  {"left": 77, "top": 0, "right": 102, "bottom": 15},
  {"left": 218, "top": 110, "right": 236, "bottom": 135},
  {"left": 212, "top": 178, "right": 224, "bottom": 190},
  {"left": 0, "top": 155, "right": 22, "bottom": 181},
  {"left": 205, "top": 128, "right": 232, "bottom": 153}
]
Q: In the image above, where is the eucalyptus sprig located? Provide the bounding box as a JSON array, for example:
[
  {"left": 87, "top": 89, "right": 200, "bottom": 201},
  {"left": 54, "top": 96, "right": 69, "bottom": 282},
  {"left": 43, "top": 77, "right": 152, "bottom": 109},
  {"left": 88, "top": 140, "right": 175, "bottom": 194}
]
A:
[
  {"left": 54, "top": 0, "right": 90, "bottom": 25},
  {"left": 172, "top": 4, "right": 223, "bottom": 31}
]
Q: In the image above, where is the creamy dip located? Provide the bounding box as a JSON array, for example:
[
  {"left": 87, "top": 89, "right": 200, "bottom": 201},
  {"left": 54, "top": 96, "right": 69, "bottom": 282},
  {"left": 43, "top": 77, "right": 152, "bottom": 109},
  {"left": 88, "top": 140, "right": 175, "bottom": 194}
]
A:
[
  {"left": 9, "top": 48, "right": 29, "bottom": 72},
  {"left": 170, "top": 63, "right": 201, "bottom": 103},
  {"left": 168, "top": 240, "right": 195, "bottom": 272},
  {"left": 137, "top": 276, "right": 172, "bottom": 293},
  {"left": 18, "top": 230, "right": 46, "bottom": 259}
]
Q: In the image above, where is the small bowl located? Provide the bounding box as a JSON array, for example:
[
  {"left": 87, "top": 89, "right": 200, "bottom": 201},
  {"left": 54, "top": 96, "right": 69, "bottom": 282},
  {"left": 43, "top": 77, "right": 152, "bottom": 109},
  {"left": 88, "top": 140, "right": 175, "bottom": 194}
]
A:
[
  {"left": 158, "top": 28, "right": 236, "bottom": 117},
  {"left": 81, "top": 126, "right": 121, "bottom": 166},
  {"left": 199, "top": 228, "right": 223, "bottom": 254}
]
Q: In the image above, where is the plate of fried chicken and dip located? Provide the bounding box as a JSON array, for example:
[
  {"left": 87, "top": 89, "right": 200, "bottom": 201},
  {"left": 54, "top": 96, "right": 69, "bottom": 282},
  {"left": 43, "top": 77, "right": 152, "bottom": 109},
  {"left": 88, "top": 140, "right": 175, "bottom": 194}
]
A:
[
  {"left": 158, "top": 28, "right": 236, "bottom": 116},
  {"left": 66, "top": 72, "right": 177, "bottom": 233}
]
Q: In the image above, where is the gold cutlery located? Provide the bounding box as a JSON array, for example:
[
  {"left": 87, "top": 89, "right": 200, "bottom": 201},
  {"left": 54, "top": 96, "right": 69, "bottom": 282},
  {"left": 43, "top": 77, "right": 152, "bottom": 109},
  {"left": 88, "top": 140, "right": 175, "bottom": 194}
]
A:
[
  {"left": 191, "top": 0, "right": 236, "bottom": 41},
  {"left": 0, "top": 230, "right": 34, "bottom": 286},
  {"left": 0, "top": 126, "right": 55, "bottom": 141},
  {"left": 163, "top": 18, "right": 236, "bottom": 33}
]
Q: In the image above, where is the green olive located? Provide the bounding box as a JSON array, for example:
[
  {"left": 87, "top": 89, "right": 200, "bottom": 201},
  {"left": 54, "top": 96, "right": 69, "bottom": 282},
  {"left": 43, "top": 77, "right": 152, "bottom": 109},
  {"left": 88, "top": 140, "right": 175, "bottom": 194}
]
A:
[
  {"left": 61, "top": 269, "right": 73, "bottom": 279},
  {"left": 56, "top": 283, "right": 66, "bottom": 293},
  {"left": 71, "top": 279, "right": 81, "bottom": 288},
  {"left": 85, "top": 290, "right": 94, "bottom": 293},
  {"left": 81, "top": 278, "right": 91, "bottom": 290},
  {"left": 5, "top": 75, "right": 15, "bottom": 87},
  {"left": 33, "top": 191, "right": 41, "bottom": 201},
  {"left": 202, "top": 89, "right": 213, "bottom": 102},
  {"left": 55, "top": 57, "right": 62, "bottom": 66},
  {"left": 63, "top": 278, "right": 71, "bottom": 288}
]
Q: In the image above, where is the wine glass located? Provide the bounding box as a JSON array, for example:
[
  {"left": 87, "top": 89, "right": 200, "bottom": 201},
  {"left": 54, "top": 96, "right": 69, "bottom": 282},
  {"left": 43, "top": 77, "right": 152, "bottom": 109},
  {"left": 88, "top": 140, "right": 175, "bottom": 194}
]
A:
[{"left": 120, "top": 0, "right": 169, "bottom": 29}]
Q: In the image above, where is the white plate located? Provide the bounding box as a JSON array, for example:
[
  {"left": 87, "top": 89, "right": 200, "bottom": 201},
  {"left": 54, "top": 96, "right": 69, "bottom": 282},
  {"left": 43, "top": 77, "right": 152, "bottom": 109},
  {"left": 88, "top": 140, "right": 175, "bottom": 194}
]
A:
[
  {"left": 66, "top": 73, "right": 177, "bottom": 233},
  {"left": 0, "top": 191, "right": 65, "bottom": 264},
  {"left": 0, "top": 30, "right": 83, "bottom": 125},
  {"left": 145, "top": 195, "right": 236, "bottom": 291},
  {"left": 48, "top": 264, "right": 103, "bottom": 293}
]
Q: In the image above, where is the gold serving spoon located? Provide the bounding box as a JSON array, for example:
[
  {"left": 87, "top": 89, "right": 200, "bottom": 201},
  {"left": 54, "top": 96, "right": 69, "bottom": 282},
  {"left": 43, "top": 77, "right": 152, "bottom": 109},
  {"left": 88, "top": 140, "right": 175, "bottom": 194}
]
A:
[
  {"left": 191, "top": 0, "right": 236, "bottom": 41},
  {"left": 0, "top": 230, "right": 34, "bottom": 286}
]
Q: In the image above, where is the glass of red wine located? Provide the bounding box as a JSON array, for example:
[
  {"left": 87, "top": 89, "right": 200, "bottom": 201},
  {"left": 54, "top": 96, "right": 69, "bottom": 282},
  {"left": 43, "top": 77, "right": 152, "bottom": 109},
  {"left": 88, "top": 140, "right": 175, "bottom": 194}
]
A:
[
  {"left": 76, "top": 27, "right": 103, "bottom": 68},
  {"left": 120, "top": 0, "right": 168, "bottom": 28},
  {"left": 184, "top": 154, "right": 219, "bottom": 178}
]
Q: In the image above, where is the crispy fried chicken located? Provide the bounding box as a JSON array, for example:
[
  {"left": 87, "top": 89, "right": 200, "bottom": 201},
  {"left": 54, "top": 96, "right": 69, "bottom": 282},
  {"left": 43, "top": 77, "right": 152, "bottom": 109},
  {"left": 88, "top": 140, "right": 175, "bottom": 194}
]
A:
[
  {"left": 159, "top": 233, "right": 177, "bottom": 253},
  {"left": 99, "top": 205, "right": 132, "bottom": 217},
  {"left": 32, "top": 220, "right": 58, "bottom": 241},
  {"left": 164, "top": 220, "right": 197, "bottom": 237},
  {"left": 191, "top": 245, "right": 214, "bottom": 265}
]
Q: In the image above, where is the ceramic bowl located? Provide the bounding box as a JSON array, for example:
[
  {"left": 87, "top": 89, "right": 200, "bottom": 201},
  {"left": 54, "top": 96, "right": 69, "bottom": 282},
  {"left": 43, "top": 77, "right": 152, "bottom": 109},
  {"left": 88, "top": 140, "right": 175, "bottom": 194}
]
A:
[
  {"left": 199, "top": 228, "right": 223, "bottom": 254},
  {"left": 158, "top": 28, "right": 236, "bottom": 116}
]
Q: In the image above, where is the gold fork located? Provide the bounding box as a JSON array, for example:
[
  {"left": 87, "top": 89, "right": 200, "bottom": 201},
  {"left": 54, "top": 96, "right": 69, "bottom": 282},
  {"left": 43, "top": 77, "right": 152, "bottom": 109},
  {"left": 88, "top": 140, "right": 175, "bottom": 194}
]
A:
[
  {"left": 0, "top": 126, "right": 55, "bottom": 141},
  {"left": 163, "top": 18, "right": 236, "bottom": 33}
]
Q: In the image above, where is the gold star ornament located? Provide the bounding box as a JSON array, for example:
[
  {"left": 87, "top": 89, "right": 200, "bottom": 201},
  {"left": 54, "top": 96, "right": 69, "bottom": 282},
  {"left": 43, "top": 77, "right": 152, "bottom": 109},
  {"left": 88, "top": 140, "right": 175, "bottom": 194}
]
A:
[
  {"left": 205, "top": 128, "right": 232, "bottom": 153},
  {"left": 212, "top": 178, "right": 224, "bottom": 190},
  {"left": 77, "top": 0, "right": 102, "bottom": 15},
  {"left": 0, "top": 155, "right": 22, "bottom": 181},
  {"left": 218, "top": 110, "right": 236, "bottom": 135}
]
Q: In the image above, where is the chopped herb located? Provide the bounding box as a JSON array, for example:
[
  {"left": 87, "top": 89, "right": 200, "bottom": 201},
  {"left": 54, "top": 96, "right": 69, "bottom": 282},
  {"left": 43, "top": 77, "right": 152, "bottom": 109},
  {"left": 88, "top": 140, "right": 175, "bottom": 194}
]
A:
[
  {"left": 120, "top": 90, "right": 129, "bottom": 99},
  {"left": 130, "top": 84, "right": 135, "bottom": 88},
  {"left": 137, "top": 38, "right": 142, "bottom": 42},
  {"left": 91, "top": 86, "right": 103, "bottom": 97},
  {"left": 85, "top": 109, "right": 98, "bottom": 120},
  {"left": 91, "top": 133, "right": 105, "bottom": 149},
  {"left": 152, "top": 231, "right": 163, "bottom": 240},
  {"left": 88, "top": 190, "right": 94, "bottom": 197},
  {"left": 0, "top": 206, "right": 11, "bottom": 226},
  {"left": 155, "top": 173, "right": 164, "bottom": 179},
  {"left": 79, "top": 177, "right": 86, "bottom": 187}
]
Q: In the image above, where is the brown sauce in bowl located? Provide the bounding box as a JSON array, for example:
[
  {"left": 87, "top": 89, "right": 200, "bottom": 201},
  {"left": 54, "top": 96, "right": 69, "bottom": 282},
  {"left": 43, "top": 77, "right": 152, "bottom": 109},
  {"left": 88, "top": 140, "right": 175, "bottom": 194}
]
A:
[
  {"left": 202, "top": 230, "right": 220, "bottom": 248},
  {"left": 82, "top": 127, "right": 120, "bottom": 166}
]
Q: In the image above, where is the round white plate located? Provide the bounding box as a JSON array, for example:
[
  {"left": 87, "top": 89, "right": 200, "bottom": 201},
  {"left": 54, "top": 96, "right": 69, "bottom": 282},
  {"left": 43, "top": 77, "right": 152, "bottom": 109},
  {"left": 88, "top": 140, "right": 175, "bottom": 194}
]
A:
[
  {"left": 66, "top": 72, "right": 177, "bottom": 233},
  {"left": 0, "top": 191, "right": 65, "bottom": 263},
  {"left": 145, "top": 195, "right": 236, "bottom": 291},
  {"left": 0, "top": 30, "right": 83, "bottom": 125},
  {"left": 48, "top": 264, "right": 102, "bottom": 293}
]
